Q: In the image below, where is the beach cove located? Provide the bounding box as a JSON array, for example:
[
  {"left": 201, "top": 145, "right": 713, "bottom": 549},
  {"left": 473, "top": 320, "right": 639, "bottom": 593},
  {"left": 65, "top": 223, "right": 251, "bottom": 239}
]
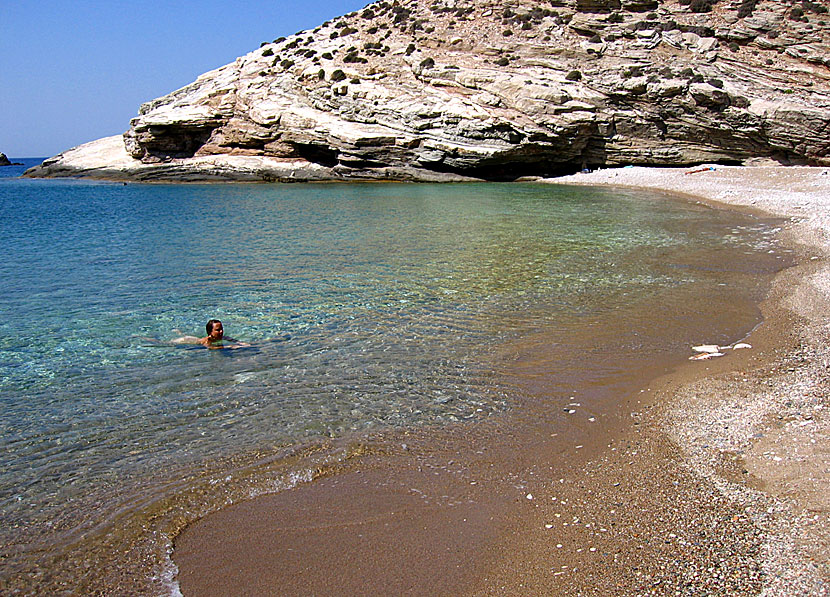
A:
[
  {"left": 171, "top": 166, "right": 828, "bottom": 596},
  {"left": 5, "top": 0, "right": 830, "bottom": 590},
  {"left": 0, "top": 172, "right": 811, "bottom": 594}
]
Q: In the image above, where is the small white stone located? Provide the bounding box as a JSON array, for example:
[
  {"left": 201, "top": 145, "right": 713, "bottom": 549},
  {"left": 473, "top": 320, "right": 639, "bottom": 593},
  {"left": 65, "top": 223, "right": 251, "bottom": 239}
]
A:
[
  {"left": 689, "top": 352, "right": 724, "bottom": 360},
  {"left": 526, "top": 493, "right": 533, "bottom": 500}
]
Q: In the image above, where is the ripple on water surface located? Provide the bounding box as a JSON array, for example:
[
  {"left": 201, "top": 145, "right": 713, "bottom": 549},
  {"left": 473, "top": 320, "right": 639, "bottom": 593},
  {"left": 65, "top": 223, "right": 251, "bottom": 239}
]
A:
[{"left": 0, "top": 179, "right": 789, "bottom": 593}]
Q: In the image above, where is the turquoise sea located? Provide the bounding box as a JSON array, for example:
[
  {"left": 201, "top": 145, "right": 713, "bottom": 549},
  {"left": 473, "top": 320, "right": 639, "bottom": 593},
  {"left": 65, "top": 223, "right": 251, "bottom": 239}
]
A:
[{"left": 0, "top": 161, "right": 788, "bottom": 593}]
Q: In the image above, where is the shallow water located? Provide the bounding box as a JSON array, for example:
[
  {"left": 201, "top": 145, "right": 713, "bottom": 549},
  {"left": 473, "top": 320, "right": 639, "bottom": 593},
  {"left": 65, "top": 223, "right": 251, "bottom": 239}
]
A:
[{"left": 0, "top": 176, "right": 789, "bottom": 593}]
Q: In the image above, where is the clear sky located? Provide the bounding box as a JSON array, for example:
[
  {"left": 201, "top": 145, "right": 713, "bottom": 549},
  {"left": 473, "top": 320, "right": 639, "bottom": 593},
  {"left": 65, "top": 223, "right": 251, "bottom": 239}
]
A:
[{"left": 1, "top": 1, "right": 368, "bottom": 158}]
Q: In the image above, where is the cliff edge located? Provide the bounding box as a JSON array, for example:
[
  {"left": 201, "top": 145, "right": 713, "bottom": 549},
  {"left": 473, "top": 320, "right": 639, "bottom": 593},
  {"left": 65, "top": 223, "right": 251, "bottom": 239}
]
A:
[{"left": 26, "top": 0, "right": 830, "bottom": 182}]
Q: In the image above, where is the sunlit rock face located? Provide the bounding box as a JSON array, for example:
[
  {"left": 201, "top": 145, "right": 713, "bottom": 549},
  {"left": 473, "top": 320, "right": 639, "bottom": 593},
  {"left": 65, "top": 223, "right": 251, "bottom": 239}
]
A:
[{"left": 28, "top": 0, "right": 830, "bottom": 181}]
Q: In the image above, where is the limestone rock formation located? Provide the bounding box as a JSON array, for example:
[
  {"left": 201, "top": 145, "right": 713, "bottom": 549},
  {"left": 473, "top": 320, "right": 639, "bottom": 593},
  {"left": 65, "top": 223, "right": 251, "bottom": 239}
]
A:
[{"left": 26, "top": 0, "right": 830, "bottom": 181}]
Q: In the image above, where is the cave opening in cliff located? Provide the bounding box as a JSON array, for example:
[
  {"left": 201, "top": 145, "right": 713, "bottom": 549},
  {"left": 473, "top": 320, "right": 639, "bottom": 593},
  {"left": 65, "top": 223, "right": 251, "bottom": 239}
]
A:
[
  {"left": 424, "top": 158, "right": 585, "bottom": 182},
  {"left": 291, "top": 143, "right": 339, "bottom": 168},
  {"left": 140, "top": 125, "right": 220, "bottom": 161}
]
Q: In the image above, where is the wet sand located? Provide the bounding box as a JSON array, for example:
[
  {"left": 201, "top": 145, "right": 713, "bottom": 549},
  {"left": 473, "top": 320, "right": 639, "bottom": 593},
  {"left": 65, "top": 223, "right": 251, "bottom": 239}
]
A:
[
  {"left": 549, "top": 164, "right": 830, "bottom": 595},
  {"left": 173, "top": 165, "right": 829, "bottom": 595}
]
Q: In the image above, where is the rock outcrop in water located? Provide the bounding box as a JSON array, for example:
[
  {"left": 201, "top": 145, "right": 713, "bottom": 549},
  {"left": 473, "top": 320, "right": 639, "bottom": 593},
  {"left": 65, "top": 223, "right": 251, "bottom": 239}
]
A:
[
  {"left": 0, "top": 152, "right": 12, "bottom": 166},
  {"left": 25, "top": 0, "right": 830, "bottom": 181}
]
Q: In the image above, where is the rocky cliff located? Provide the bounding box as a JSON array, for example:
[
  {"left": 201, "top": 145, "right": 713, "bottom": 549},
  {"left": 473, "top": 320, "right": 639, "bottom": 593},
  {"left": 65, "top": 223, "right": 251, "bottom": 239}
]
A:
[{"left": 26, "top": 0, "right": 830, "bottom": 181}]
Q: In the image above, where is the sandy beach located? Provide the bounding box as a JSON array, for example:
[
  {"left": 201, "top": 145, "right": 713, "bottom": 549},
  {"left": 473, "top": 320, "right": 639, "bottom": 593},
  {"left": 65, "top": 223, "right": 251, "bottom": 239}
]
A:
[
  {"left": 550, "top": 165, "right": 830, "bottom": 595},
  {"left": 174, "top": 165, "right": 829, "bottom": 596}
]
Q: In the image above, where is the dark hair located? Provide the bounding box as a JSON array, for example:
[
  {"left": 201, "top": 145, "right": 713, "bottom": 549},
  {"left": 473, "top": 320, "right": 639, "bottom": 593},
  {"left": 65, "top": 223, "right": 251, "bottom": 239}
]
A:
[{"left": 206, "top": 319, "right": 222, "bottom": 335}]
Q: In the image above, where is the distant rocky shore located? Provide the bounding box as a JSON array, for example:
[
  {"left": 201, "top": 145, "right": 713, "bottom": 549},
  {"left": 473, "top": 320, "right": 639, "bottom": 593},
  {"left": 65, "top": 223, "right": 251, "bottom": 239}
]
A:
[
  {"left": 25, "top": 0, "right": 830, "bottom": 182},
  {"left": 0, "top": 152, "right": 22, "bottom": 167}
]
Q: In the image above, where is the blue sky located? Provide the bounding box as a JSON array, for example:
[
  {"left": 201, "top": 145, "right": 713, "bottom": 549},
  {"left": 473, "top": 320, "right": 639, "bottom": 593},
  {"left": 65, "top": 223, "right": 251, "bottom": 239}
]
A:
[{"left": 1, "top": 1, "right": 368, "bottom": 157}]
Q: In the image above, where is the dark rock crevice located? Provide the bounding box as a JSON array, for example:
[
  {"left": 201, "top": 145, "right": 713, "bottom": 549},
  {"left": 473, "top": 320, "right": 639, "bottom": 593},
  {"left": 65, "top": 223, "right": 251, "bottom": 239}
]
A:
[
  {"left": 124, "top": 123, "right": 223, "bottom": 161},
  {"left": 292, "top": 143, "right": 339, "bottom": 168}
]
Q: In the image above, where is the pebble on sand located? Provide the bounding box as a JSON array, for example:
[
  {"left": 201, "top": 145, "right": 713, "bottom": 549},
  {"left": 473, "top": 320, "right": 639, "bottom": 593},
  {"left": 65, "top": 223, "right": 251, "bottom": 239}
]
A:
[{"left": 692, "top": 344, "right": 724, "bottom": 353}]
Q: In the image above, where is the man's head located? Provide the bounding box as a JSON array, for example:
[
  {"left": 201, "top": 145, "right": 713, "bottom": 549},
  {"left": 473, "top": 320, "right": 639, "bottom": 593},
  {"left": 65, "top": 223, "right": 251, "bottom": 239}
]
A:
[{"left": 206, "top": 319, "right": 224, "bottom": 341}]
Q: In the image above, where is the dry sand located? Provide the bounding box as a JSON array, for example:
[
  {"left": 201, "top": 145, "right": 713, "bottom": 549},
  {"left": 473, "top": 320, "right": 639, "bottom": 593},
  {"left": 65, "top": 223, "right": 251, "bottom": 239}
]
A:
[{"left": 174, "top": 165, "right": 829, "bottom": 596}]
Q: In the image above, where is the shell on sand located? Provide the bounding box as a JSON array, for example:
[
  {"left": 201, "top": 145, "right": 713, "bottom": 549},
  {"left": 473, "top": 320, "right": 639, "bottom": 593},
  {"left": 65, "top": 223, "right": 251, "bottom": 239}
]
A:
[{"left": 692, "top": 344, "right": 724, "bottom": 353}]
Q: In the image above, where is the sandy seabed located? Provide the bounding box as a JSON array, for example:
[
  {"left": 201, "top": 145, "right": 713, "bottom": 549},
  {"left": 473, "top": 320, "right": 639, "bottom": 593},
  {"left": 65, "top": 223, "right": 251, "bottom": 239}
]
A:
[
  {"left": 549, "top": 165, "right": 830, "bottom": 595},
  {"left": 174, "top": 165, "right": 829, "bottom": 596}
]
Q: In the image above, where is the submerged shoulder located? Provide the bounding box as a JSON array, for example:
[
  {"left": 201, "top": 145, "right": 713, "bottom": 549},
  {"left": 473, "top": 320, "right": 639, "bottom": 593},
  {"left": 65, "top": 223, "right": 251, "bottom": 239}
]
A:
[{"left": 171, "top": 335, "right": 203, "bottom": 345}]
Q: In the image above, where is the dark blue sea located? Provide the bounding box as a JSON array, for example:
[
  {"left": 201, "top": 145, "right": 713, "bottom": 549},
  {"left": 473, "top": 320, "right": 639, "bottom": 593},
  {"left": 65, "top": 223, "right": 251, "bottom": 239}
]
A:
[{"left": 0, "top": 162, "right": 789, "bottom": 593}]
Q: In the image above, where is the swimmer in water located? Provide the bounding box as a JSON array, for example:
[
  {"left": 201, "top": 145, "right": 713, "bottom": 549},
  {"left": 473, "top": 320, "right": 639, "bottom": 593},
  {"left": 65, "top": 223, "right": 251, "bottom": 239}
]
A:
[
  {"left": 171, "top": 319, "right": 249, "bottom": 349},
  {"left": 200, "top": 319, "right": 250, "bottom": 349}
]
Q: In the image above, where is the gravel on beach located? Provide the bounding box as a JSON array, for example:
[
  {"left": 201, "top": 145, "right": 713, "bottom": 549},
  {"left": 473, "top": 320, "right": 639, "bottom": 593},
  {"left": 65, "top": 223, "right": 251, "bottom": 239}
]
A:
[{"left": 547, "top": 165, "right": 830, "bottom": 596}]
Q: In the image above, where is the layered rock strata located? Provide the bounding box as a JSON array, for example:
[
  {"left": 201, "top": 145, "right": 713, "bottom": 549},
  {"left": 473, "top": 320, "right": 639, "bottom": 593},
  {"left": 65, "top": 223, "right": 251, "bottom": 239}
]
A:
[{"left": 26, "top": 0, "right": 830, "bottom": 181}]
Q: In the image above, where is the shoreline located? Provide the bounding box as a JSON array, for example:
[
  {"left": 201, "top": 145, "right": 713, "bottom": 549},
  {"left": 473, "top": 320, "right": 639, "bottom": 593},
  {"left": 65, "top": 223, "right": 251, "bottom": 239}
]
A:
[
  {"left": 172, "top": 165, "right": 828, "bottom": 595},
  {"left": 20, "top": 135, "right": 480, "bottom": 184},
  {"left": 548, "top": 165, "right": 830, "bottom": 594}
]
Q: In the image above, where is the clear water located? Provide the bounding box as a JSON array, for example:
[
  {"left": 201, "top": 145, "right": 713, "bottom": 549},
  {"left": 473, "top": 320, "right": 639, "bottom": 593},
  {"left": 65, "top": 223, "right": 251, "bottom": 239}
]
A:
[{"left": 0, "top": 172, "right": 786, "bottom": 592}]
